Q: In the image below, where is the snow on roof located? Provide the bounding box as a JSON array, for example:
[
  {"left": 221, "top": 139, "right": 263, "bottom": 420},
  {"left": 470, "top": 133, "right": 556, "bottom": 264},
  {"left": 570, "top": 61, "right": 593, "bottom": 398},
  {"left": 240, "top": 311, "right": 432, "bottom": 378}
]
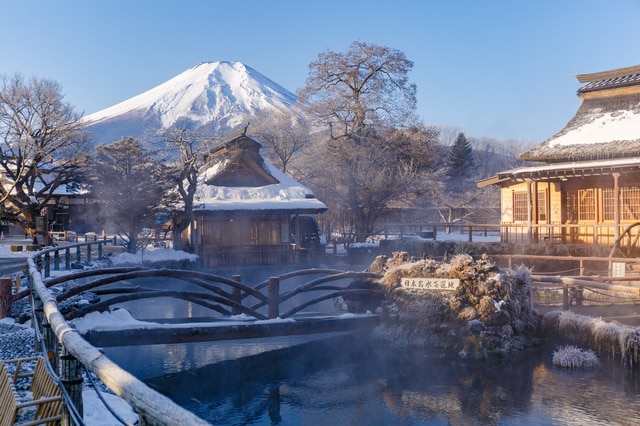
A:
[
  {"left": 520, "top": 94, "right": 640, "bottom": 162},
  {"left": 547, "top": 108, "right": 640, "bottom": 148},
  {"left": 194, "top": 157, "right": 327, "bottom": 213},
  {"left": 520, "top": 64, "right": 640, "bottom": 163}
]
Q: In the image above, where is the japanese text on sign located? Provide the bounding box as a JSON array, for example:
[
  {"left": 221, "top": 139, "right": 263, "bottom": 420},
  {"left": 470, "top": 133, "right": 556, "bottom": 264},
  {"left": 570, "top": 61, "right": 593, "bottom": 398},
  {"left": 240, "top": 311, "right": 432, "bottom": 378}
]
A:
[{"left": 401, "top": 277, "right": 460, "bottom": 291}]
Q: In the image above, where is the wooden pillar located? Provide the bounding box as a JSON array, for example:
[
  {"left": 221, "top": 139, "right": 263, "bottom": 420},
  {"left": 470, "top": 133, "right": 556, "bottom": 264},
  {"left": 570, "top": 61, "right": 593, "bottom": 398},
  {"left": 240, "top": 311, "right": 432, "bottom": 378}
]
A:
[
  {"left": 44, "top": 253, "right": 50, "bottom": 278},
  {"left": 531, "top": 180, "right": 539, "bottom": 243},
  {"left": 231, "top": 275, "right": 242, "bottom": 315},
  {"left": 268, "top": 277, "right": 280, "bottom": 319},
  {"left": 613, "top": 172, "right": 621, "bottom": 242},
  {"left": 65, "top": 248, "right": 71, "bottom": 270},
  {"left": 86, "top": 244, "right": 92, "bottom": 263},
  {"left": 41, "top": 313, "right": 59, "bottom": 371},
  {"left": 526, "top": 180, "right": 533, "bottom": 244},
  {"left": 76, "top": 246, "right": 81, "bottom": 262},
  {"left": 54, "top": 250, "right": 60, "bottom": 272},
  {"left": 32, "top": 292, "right": 44, "bottom": 353},
  {"left": 60, "top": 344, "right": 83, "bottom": 425},
  {"left": 98, "top": 242, "right": 103, "bottom": 258},
  {"left": 0, "top": 277, "right": 12, "bottom": 318}
]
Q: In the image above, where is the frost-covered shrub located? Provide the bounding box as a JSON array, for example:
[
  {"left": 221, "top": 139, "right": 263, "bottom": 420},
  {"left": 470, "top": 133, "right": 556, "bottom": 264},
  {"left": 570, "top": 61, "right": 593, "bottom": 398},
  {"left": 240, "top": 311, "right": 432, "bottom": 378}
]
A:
[
  {"left": 373, "top": 252, "right": 540, "bottom": 358},
  {"left": 552, "top": 345, "right": 599, "bottom": 368}
]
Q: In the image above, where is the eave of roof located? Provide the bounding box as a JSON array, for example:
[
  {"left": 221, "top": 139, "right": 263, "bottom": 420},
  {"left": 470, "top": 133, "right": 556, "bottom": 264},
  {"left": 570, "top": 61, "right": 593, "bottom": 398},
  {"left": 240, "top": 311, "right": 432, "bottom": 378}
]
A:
[{"left": 477, "top": 157, "right": 640, "bottom": 187}]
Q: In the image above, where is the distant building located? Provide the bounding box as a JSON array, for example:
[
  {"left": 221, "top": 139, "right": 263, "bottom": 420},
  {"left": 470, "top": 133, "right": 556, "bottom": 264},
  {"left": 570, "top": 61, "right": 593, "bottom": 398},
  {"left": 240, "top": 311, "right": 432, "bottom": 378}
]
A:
[
  {"left": 478, "top": 64, "right": 640, "bottom": 246},
  {"left": 178, "top": 127, "right": 327, "bottom": 267}
]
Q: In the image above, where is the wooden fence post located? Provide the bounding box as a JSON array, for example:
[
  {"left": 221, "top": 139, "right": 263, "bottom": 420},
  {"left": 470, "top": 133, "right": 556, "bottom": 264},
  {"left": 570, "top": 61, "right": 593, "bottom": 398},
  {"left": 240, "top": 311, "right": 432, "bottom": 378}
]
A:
[
  {"left": 32, "top": 291, "right": 44, "bottom": 353},
  {"left": 232, "top": 275, "right": 242, "bottom": 314},
  {"left": 0, "top": 277, "right": 12, "bottom": 318},
  {"left": 54, "top": 250, "right": 60, "bottom": 272},
  {"left": 268, "top": 277, "right": 280, "bottom": 319},
  {"left": 98, "top": 242, "right": 103, "bottom": 258},
  {"left": 42, "top": 313, "right": 59, "bottom": 370},
  {"left": 60, "top": 344, "right": 83, "bottom": 425},
  {"left": 65, "top": 248, "right": 71, "bottom": 270},
  {"left": 43, "top": 252, "right": 51, "bottom": 278},
  {"left": 86, "top": 244, "right": 92, "bottom": 263}
]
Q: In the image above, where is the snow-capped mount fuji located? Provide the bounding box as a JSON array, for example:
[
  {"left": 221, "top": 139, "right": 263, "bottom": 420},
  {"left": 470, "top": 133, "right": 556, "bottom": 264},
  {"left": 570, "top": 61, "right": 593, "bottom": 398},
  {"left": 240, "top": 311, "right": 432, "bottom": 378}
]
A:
[{"left": 83, "top": 61, "right": 300, "bottom": 145}]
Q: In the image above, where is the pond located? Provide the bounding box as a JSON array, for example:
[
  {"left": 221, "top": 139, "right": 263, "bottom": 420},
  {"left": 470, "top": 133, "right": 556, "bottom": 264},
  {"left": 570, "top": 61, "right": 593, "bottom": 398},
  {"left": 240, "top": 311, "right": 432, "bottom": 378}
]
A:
[
  {"left": 93, "top": 267, "right": 640, "bottom": 425},
  {"left": 104, "top": 331, "right": 640, "bottom": 425}
]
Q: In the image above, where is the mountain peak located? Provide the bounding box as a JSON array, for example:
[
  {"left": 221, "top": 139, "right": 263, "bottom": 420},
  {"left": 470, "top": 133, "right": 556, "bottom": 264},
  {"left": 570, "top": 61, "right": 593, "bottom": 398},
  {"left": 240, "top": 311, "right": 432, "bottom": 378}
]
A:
[{"left": 83, "top": 61, "right": 298, "bottom": 145}]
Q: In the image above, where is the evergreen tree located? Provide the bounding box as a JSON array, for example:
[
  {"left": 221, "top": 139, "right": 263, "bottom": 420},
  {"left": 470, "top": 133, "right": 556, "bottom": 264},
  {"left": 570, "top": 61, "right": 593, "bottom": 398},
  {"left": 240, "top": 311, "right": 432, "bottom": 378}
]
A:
[
  {"left": 447, "top": 132, "right": 474, "bottom": 177},
  {"left": 89, "top": 137, "right": 175, "bottom": 253}
]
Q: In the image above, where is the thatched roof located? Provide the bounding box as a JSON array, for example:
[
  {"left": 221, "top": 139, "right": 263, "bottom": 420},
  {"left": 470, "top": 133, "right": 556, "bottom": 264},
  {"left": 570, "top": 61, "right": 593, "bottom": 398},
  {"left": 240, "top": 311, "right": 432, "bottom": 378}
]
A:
[{"left": 520, "top": 65, "right": 640, "bottom": 163}]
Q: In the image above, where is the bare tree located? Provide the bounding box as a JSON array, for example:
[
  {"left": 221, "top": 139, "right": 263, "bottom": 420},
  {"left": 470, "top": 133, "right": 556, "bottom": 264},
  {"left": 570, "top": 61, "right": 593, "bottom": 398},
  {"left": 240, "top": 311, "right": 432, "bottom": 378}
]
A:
[
  {"left": 157, "top": 126, "right": 205, "bottom": 250},
  {"left": 89, "top": 137, "right": 174, "bottom": 253},
  {"left": 0, "top": 74, "right": 87, "bottom": 242},
  {"left": 249, "top": 109, "right": 311, "bottom": 175},
  {"left": 437, "top": 125, "right": 463, "bottom": 146},
  {"left": 298, "top": 41, "right": 428, "bottom": 241}
]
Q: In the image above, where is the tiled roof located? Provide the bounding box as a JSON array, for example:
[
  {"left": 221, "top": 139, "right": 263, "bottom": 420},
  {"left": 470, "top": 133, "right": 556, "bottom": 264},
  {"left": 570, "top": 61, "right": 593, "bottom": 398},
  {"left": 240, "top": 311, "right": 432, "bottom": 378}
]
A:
[{"left": 578, "top": 72, "right": 640, "bottom": 93}]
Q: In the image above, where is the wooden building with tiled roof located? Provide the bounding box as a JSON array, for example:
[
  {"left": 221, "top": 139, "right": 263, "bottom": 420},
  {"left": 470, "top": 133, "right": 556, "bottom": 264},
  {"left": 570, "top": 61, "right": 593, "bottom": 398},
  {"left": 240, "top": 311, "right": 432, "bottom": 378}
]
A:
[{"left": 478, "top": 64, "right": 640, "bottom": 249}]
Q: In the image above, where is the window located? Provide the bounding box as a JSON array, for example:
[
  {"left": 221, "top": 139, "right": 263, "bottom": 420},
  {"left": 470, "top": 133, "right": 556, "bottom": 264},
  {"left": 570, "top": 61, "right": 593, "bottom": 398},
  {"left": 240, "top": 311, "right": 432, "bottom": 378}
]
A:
[
  {"left": 603, "top": 188, "right": 615, "bottom": 221},
  {"left": 537, "top": 190, "right": 548, "bottom": 222},
  {"left": 512, "top": 191, "right": 547, "bottom": 222},
  {"left": 251, "top": 221, "right": 280, "bottom": 244},
  {"left": 602, "top": 186, "right": 640, "bottom": 221},
  {"left": 621, "top": 186, "right": 640, "bottom": 220},
  {"left": 578, "top": 189, "right": 596, "bottom": 221},
  {"left": 513, "top": 192, "right": 528, "bottom": 222}
]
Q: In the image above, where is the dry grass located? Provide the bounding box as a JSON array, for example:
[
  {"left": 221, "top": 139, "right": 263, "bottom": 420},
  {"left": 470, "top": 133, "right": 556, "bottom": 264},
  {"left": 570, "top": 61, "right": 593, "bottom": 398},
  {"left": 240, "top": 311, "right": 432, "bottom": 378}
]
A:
[{"left": 544, "top": 310, "right": 640, "bottom": 366}]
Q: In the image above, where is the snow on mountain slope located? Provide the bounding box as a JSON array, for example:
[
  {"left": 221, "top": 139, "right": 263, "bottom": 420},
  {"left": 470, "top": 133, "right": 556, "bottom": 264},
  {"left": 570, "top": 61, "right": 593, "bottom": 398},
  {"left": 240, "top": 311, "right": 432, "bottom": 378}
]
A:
[{"left": 83, "top": 61, "right": 299, "bottom": 145}]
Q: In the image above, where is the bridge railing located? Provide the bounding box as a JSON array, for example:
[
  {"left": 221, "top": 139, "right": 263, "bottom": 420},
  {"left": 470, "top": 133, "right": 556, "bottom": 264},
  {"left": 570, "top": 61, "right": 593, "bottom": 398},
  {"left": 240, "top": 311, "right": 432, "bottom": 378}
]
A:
[
  {"left": 24, "top": 244, "right": 383, "bottom": 425},
  {"left": 24, "top": 243, "right": 226, "bottom": 425}
]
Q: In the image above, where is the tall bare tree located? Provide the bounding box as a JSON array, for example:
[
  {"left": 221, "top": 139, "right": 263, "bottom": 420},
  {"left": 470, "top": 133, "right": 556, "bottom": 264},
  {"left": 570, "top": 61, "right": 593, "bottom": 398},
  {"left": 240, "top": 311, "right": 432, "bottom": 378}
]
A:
[
  {"left": 298, "top": 41, "right": 431, "bottom": 241},
  {"left": 0, "top": 74, "right": 87, "bottom": 242},
  {"left": 157, "top": 126, "right": 205, "bottom": 250}
]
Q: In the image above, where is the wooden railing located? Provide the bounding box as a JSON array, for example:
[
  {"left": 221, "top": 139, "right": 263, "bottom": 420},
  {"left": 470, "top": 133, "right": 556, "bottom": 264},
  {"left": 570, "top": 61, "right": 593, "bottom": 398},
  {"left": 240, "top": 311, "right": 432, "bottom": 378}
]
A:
[
  {"left": 23, "top": 242, "right": 383, "bottom": 425},
  {"left": 25, "top": 242, "right": 214, "bottom": 425},
  {"left": 373, "top": 222, "right": 640, "bottom": 247}
]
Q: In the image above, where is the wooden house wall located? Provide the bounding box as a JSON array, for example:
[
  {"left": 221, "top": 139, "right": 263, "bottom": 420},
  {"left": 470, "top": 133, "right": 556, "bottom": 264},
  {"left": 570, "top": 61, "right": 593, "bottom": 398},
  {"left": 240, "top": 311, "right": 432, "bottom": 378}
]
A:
[
  {"left": 498, "top": 171, "right": 640, "bottom": 245},
  {"left": 193, "top": 214, "right": 294, "bottom": 268}
]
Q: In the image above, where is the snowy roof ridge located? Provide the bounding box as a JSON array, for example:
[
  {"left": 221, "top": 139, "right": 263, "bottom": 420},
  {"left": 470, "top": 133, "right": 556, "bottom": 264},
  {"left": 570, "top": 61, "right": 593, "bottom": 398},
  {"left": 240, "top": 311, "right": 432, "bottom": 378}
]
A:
[{"left": 194, "top": 156, "right": 326, "bottom": 213}]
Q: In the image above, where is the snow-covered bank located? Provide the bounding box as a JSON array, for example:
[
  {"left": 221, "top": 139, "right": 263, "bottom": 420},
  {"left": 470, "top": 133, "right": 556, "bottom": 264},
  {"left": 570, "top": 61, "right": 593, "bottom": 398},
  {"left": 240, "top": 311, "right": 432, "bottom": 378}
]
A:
[{"left": 0, "top": 317, "right": 138, "bottom": 425}]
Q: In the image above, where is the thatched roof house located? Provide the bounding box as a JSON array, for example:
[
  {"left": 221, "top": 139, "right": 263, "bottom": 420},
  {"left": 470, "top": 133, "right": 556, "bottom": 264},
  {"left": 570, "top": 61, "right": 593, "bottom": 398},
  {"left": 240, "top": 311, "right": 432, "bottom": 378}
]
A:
[
  {"left": 181, "top": 127, "right": 327, "bottom": 267},
  {"left": 520, "top": 64, "right": 640, "bottom": 163},
  {"left": 478, "top": 64, "right": 640, "bottom": 251}
]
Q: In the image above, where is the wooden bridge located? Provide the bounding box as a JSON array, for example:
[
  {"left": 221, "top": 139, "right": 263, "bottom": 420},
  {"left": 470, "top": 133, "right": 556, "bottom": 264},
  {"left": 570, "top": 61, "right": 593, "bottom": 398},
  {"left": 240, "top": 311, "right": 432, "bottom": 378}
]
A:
[{"left": 17, "top": 241, "right": 383, "bottom": 425}]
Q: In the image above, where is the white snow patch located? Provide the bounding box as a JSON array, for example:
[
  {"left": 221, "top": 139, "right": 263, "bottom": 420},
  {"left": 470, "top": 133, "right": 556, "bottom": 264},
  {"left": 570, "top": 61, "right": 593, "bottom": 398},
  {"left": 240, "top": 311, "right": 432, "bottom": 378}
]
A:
[
  {"left": 550, "top": 109, "right": 640, "bottom": 146},
  {"left": 109, "top": 247, "right": 198, "bottom": 265},
  {"left": 82, "top": 389, "right": 138, "bottom": 426}
]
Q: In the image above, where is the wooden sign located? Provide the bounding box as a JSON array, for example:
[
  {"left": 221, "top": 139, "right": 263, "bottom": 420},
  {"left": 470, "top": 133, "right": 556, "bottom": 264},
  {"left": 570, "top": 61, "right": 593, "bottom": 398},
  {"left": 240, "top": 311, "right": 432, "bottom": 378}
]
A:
[{"left": 401, "top": 277, "right": 460, "bottom": 291}]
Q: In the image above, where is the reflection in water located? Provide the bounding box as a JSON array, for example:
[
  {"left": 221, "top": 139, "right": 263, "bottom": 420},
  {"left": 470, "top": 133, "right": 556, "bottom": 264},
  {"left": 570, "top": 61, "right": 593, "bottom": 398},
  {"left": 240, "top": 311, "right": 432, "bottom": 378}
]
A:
[
  {"left": 96, "top": 273, "right": 640, "bottom": 424},
  {"left": 135, "top": 334, "right": 640, "bottom": 425}
]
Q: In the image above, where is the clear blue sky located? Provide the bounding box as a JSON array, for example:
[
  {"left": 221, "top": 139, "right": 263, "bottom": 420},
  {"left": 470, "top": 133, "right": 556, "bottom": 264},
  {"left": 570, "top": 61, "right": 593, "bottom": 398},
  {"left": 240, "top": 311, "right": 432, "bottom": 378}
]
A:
[{"left": 2, "top": 0, "right": 640, "bottom": 144}]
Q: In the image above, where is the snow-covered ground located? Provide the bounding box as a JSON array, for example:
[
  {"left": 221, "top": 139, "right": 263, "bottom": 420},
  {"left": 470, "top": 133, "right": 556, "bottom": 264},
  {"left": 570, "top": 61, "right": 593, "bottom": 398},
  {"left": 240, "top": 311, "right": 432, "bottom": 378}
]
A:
[{"left": 0, "top": 245, "right": 201, "bottom": 425}]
